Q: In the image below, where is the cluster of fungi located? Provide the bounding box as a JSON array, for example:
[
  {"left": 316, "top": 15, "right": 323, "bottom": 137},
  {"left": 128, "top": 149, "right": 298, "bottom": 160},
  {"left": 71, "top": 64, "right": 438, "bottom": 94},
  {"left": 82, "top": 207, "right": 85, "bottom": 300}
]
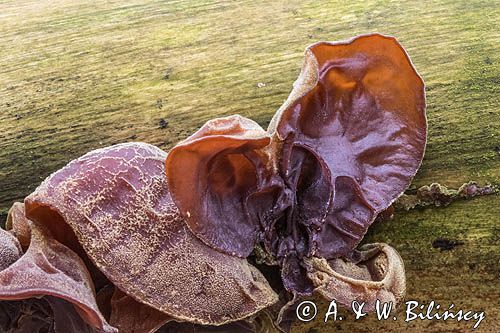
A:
[{"left": 0, "top": 34, "right": 426, "bottom": 333}]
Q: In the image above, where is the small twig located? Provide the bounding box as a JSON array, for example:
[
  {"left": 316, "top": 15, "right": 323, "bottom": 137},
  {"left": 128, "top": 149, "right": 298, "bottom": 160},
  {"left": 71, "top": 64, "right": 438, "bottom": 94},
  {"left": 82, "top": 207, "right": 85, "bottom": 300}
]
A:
[{"left": 394, "top": 181, "right": 498, "bottom": 211}]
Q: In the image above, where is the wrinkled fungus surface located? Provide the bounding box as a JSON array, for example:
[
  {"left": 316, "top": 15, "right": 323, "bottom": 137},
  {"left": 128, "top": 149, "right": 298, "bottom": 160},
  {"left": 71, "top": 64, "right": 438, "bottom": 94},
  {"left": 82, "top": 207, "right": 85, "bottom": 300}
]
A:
[
  {"left": 25, "top": 143, "right": 278, "bottom": 326},
  {"left": 1, "top": 33, "right": 426, "bottom": 332},
  {"left": 0, "top": 204, "right": 115, "bottom": 332},
  {"left": 166, "top": 34, "right": 425, "bottom": 301}
]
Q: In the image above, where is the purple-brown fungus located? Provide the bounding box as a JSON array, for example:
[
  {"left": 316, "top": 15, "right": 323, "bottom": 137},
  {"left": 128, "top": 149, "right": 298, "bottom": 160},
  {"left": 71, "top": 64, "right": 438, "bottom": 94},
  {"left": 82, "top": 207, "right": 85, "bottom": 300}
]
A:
[
  {"left": 1, "top": 33, "right": 426, "bottom": 332},
  {"left": 166, "top": 33, "right": 425, "bottom": 301},
  {"left": 24, "top": 143, "right": 278, "bottom": 326},
  {"left": 1, "top": 203, "right": 116, "bottom": 332}
]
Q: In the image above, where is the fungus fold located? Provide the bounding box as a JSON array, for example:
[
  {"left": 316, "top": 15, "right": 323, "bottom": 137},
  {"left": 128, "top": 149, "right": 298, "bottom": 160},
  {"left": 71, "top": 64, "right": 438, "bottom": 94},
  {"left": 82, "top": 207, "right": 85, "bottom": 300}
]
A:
[{"left": 0, "top": 203, "right": 116, "bottom": 332}]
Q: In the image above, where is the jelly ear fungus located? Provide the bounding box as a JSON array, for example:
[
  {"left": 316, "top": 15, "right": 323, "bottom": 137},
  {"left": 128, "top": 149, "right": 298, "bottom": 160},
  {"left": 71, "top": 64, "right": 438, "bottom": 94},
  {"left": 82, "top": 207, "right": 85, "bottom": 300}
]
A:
[
  {"left": 165, "top": 115, "right": 276, "bottom": 258},
  {"left": 268, "top": 33, "right": 426, "bottom": 260},
  {"left": 24, "top": 143, "right": 278, "bottom": 327},
  {"left": 166, "top": 33, "right": 426, "bottom": 323},
  {"left": 0, "top": 33, "right": 426, "bottom": 332},
  {"left": 0, "top": 203, "right": 116, "bottom": 332},
  {"left": 266, "top": 33, "right": 426, "bottom": 308}
]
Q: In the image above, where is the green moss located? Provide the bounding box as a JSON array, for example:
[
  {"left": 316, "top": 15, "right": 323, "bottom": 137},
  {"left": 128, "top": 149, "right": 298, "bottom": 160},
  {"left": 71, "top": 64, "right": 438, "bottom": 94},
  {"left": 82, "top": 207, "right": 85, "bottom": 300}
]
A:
[
  {"left": 0, "top": 208, "right": 7, "bottom": 230},
  {"left": 0, "top": 2, "right": 498, "bottom": 331},
  {"left": 364, "top": 194, "right": 500, "bottom": 274}
]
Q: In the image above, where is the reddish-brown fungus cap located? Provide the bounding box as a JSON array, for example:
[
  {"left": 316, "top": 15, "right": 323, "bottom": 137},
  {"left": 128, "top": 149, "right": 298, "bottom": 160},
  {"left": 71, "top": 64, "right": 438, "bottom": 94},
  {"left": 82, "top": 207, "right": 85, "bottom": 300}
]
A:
[
  {"left": 25, "top": 142, "right": 278, "bottom": 325},
  {"left": 166, "top": 115, "right": 274, "bottom": 257},
  {"left": 268, "top": 34, "right": 426, "bottom": 259},
  {"left": 0, "top": 204, "right": 116, "bottom": 332}
]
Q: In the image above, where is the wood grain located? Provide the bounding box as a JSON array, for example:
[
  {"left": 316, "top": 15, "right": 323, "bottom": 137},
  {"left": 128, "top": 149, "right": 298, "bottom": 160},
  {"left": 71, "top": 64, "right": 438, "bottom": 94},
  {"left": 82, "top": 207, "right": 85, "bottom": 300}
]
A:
[{"left": 0, "top": 1, "right": 498, "bottom": 332}]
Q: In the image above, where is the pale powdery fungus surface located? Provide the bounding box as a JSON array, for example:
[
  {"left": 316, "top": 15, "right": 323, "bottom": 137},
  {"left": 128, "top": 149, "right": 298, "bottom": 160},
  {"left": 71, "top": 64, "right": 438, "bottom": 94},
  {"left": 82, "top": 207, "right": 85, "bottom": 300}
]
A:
[{"left": 25, "top": 143, "right": 278, "bottom": 326}]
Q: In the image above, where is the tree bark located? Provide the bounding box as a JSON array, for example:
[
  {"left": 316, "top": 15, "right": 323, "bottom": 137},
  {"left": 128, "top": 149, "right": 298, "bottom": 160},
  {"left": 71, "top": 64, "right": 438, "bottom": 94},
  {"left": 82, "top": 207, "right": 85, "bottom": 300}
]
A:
[{"left": 0, "top": 1, "right": 498, "bottom": 332}]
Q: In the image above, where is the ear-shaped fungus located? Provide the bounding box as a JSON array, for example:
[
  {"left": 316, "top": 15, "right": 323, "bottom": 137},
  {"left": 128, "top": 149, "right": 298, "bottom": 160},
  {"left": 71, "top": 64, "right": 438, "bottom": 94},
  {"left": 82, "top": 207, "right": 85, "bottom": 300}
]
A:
[
  {"left": 269, "top": 33, "right": 426, "bottom": 260},
  {"left": 2, "top": 33, "right": 425, "bottom": 332},
  {"left": 24, "top": 142, "right": 278, "bottom": 326},
  {"left": 0, "top": 203, "right": 116, "bottom": 332},
  {"left": 166, "top": 115, "right": 279, "bottom": 258},
  {"left": 306, "top": 243, "right": 406, "bottom": 310},
  {"left": 163, "top": 34, "right": 425, "bottom": 316}
]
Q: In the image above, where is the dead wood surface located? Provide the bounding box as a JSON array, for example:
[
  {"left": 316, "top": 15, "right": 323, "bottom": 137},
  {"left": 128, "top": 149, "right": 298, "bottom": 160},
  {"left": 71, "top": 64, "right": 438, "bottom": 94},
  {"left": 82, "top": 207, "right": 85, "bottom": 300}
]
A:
[{"left": 0, "top": 1, "right": 498, "bottom": 332}]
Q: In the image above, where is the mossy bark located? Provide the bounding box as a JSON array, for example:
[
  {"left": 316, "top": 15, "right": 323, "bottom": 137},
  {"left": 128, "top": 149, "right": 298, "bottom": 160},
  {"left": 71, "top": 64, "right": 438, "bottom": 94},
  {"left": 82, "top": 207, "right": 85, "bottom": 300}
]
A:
[{"left": 0, "top": 1, "right": 498, "bottom": 332}]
